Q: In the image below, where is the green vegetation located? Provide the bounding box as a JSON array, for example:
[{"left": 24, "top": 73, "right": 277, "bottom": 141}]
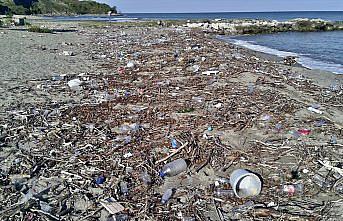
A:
[
  {"left": 178, "top": 107, "right": 195, "bottom": 113},
  {"left": 0, "top": 0, "right": 117, "bottom": 15},
  {"left": 0, "top": 16, "right": 14, "bottom": 26},
  {"left": 27, "top": 25, "right": 53, "bottom": 33}
]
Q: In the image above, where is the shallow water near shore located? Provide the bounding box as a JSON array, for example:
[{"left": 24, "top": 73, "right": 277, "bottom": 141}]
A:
[{"left": 220, "top": 31, "right": 343, "bottom": 74}]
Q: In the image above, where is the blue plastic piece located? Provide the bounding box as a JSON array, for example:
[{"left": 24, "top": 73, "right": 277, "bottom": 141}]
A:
[
  {"left": 171, "top": 139, "right": 178, "bottom": 149},
  {"left": 95, "top": 176, "right": 105, "bottom": 184}
]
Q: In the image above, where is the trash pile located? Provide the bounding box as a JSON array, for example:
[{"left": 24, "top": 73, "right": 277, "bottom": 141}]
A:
[{"left": 0, "top": 24, "right": 342, "bottom": 220}]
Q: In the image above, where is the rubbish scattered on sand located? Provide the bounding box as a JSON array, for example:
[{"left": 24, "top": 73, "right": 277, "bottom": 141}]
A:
[
  {"left": 62, "top": 50, "right": 75, "bottom": 56},
  {"left": 202, "top": 70, "right": 219, "bottom": 75},
  {"left": 308, "top": 106, "right": 323, "bottom": 114},
  {"left": 67, "top": 78, "right": 82, "bottom": 89},
  {"left": 1, "top": 21, "right": 342, "bottom": 220}
]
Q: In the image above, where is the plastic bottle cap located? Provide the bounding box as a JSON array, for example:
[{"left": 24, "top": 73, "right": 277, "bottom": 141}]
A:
[{"left": 159, "top": 171, "right": 166, "bottom": 177}]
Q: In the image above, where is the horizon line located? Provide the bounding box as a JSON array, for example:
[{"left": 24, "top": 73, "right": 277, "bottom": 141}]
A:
[{"left": 119, "top": 10, "right": 343, "bottom": 14}]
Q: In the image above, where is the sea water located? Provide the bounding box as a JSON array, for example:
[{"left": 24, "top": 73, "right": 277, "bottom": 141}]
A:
[{"left": 220, "top": 31, "right": 343, "bottom": 74}]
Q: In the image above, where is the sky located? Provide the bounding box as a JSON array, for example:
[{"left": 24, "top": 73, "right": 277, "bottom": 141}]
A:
[{"left": 98, "top": 0, "right": 343, "bottom": 13}]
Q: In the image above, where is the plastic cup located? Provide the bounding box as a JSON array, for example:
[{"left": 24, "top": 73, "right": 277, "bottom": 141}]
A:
[{"left": 230, "top": 169, "right": 262, "bottom": 198}]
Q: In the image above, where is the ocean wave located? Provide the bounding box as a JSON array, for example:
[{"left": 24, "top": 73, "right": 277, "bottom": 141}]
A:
[{"left": 219, "top": 36, "right": 343, "bottom": 74}]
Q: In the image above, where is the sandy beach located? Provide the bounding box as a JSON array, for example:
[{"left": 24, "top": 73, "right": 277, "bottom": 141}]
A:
[{"left": 0, "top": 20, "right": 342, "bottom": 220}]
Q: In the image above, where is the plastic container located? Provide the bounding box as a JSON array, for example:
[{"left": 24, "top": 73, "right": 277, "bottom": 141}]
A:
[
  {"left": 159, "top": 159, "right": 187, "bottom": 178},
  {"left": 120, "top": 181, "right": 128, "bottom": 195},
  {"left": 230, "top": 169, "right": 262, "bottom": 198},
  {"left": 161, "top": 188, "right": 173, "bottom": 204},
  {"left": 282, "top": 184, "right": 304, "bottom": 196}
]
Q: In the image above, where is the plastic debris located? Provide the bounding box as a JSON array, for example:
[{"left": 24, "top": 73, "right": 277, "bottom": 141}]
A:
[
  {"left": 171, "top": 138, "right": 178, "bottom": 148},
  {"left": 120, "top": 181, "right": 129, "bottom": 196},
  {"left": 126, "top": 61, "right": 135, "bottom": 68},
  {"left": 161, "top": 188, "right": 173, "bottom": 204},
  {"left": 214, "top": 189, "right": 235, "bottom": 197},
  {"left": 297, "top": 129, "right": 311, "bottom": 136},
  {"left": 308, "top": 106, "right": 323, "bottom": 114},
  {"left": 67, "top": 79, "right": 82, "bottom": 89},
  {"left": 230, "top": 169, "right": 262, "bottom": 198},
  {"left": 1, "top": 20, "right": 342, "bottom": 221},
  {"left": 141, "top": 171, "right": 152, "bottom": 185},
  {"left": 160, "top": 159, "right": 187, "bottom": 177},
  {"left": 62, "top": 51, "right": 74, "bottom": 56},
  {"left": 282, "top": 184, "right": 304, "bottom": 196},
  {"left": 95, "top": 176, "right": 105, "bottom": 184},
  {"left": 247, "top": 83, "right": 255, "bottom": 95},
  {"left": 202, "top": 70, "right": 219, "bottom": 75},
  {"left": 100, "top": 197, "right": 125, "bottom": 215}
]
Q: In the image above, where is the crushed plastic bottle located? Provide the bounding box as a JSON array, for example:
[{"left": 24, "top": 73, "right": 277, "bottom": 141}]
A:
[
  {"left": 159, "top": 159, "right": 187, "bottom": 178},
  {"left": 330, "top": 135, "right": 337, "bottom": 144},
  {"left": 114, "top": 214, "right": 129, "bottom": 221},
  {"left": 120, "top": 181, "right": 128, "bottom": 196},
  {"left": 247, "top": 83, "right": 255, "bottom": 95},
  {"left": 141, "top": 171, "right": 152, "bottom": 185},
  {"left": 282, "top": 184, "right": 304, "bottom": 196},
  {"left": 161, "top": 188, "right": 173, "bottom": 204}
]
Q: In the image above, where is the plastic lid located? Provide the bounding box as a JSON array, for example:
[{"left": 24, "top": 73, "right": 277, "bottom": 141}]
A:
[{"left": 159, "top": 171, "right": 166, "bottom": 177}]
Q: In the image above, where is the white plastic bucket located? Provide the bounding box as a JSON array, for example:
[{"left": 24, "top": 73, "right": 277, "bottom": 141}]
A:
[{"left": 230, "top": 169, "right": 262, "bottom": 198}]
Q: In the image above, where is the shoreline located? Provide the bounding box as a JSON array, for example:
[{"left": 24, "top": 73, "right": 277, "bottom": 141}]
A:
[
  {"left": 217, "top": 34, "right": 343, "bottom": 75},
  {"left": 0, "top": 20, "right": 342, "bottom": 220}
]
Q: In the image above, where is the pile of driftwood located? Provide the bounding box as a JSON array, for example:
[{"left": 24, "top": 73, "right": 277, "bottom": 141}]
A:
[{"left": 0, "top": 25, "right": 342, "bottom": 220}]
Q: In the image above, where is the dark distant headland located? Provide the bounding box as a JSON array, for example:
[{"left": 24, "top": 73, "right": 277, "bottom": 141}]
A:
[{"left": 0, "top": 0, "right": 117, "bottom": 15}]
